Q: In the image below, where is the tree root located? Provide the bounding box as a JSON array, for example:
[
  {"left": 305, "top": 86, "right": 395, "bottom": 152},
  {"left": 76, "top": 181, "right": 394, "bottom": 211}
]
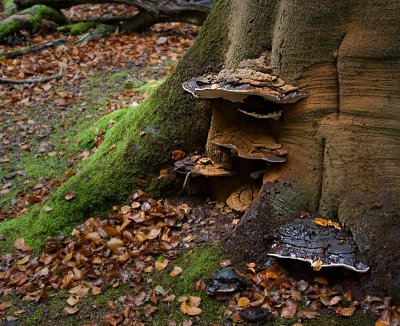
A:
[
  {"left": 0, "top": 38, "right": 67, "bottom": 58},
  {"left": 0, "top": 69, "right": 63, "bottom": 83},
  {"left": 0, "top": 4, "right": 68, "bottom": 40},
  {"left": 75, "top": 23, "right": 115, "bottom": 44}
]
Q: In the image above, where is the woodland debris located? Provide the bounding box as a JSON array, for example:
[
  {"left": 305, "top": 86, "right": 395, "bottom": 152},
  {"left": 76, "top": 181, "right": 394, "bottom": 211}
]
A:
[
  {"left": 267, "top": 217, "right": 370, "bottom": 272},
  {"left": 239, "top": 307, "right": 271, "bottom": 323},
  {"left": 182, "top": 68, "right": 307, "bottom": 104}
]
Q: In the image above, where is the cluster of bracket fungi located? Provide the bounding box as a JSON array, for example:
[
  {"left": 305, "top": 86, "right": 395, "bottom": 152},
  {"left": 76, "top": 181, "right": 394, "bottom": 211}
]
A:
[
  {"left": 180, "top": 65, "right": 307, "bottom": 212},
  {"left": 179, "top": 63, "right": 369, "bottom": 272}
]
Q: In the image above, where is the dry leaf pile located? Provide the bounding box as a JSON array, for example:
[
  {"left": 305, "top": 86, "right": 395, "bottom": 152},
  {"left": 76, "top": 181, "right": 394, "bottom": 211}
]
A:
[
  {"left": 0, "top": 190, "right": 194, "bottom": 323},
  {"left": 221, "top": 263, "right": 400, "bottom": 325}
]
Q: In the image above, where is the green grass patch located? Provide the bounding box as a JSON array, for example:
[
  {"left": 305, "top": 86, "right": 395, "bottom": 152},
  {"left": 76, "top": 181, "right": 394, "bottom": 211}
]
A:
[{"left": 153, "top": 245, "right": 226, "bottom": 324}]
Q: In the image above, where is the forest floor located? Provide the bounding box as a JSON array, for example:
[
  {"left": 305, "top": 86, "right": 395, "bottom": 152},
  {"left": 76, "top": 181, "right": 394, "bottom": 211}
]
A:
[{"left": 0, "top": 4, "right": 393, "bottom": 326}]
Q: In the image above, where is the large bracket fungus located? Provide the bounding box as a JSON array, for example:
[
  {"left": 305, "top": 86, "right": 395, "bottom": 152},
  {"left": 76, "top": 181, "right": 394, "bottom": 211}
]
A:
[
  {"left": 267, "top": 218, "right": 370, "bottom": 273},
  {"left": 182, "top": 68, "right": 308, "bottom": 104},
  {"left": 181, "top": 66, "right": 307, "bottom": 211}
]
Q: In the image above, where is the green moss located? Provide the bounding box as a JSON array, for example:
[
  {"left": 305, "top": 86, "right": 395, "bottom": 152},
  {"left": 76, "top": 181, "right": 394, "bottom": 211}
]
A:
[
  {"left": 21, "top": 5, "right": 67, "bottom": 31},
  {"left": 3, "top": 0, "right": 17, "bottom": 16},
  {"left": 57, "top": 22, "right": 96, "bottom": 35},
  {"left": 0, "top": 0, "right": 231, "bottom": 249},
  {"left": 153, "top": 246, "right": 226, "bottom": 324}
]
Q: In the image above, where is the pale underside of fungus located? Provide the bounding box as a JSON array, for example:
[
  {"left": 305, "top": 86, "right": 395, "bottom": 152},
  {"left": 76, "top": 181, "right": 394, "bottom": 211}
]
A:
[{"left": 267, "top": 218, "right": 369, "bottom": 273}]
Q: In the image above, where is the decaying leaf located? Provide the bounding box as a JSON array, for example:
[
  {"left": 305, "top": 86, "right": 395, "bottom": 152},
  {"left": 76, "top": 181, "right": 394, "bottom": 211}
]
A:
[
  {"left": 281, "top": 306, "right": 296, "bottom": 319},
  {"left": 170, "top": 266, "right": 183, "bottom": 278},
  {"left": 180, "top": 302, "right": 202, "bottom": 316},
  {"left": 339, "top": 307, "right": 356, "bottom": 317},
  {"left": 64, "top": 191, "right": 76, "bottom": 201},
  {"left": 107, "top": 238, "right": 124, "bottom": 250},
  {"left": 311, "top": 260, "right": 323, "bottom": 271},
  {"left": 314, "top": 217, "right": 341, "bottom": 230},
  {"left": 0, "top": 301, "right": 12, "bottom": 311},
  {"left": 64, "top": 306, "right": 79, "bottom": 315},
  {"left": 155, "top": 257, "right": 169, "bottom": 271},
  {"left": 238, "top": 297, "right": 250, "bottom": 308}
]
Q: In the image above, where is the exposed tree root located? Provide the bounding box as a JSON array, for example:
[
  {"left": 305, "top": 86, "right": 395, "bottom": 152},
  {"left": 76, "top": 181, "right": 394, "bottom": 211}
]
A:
[
  {"left": 0, "top": 69, "right": 63, "bottom": 83},
  {"left": 0, "top": 38, "right": 67, "bottom": 58}
]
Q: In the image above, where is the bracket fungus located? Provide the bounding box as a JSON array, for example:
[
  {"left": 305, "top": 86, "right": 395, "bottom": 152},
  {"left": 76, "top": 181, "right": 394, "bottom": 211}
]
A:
[
  {"left": 173, "top": 154, "right": 234, "bottom": 178},
  {"left": 211, "top": 123, "right": 287, "bottom": 163},
  {"left": 226, "top": 184, "right": 259, "bottom": 213},
  {"left": 182, "top": 68, "right": 307, "bottom": 104},
  {"left": 267, "top": 218, "right": 370, "bottom": 273}
]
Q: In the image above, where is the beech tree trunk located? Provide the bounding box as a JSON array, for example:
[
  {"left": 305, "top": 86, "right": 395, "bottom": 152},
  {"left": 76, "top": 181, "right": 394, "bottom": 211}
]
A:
[{"left": 2, "top": 0, "right": 399, "bottom": 299}]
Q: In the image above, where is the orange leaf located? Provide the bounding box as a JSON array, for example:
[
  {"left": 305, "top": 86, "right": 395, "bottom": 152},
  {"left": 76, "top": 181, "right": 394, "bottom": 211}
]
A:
[
  {"left": 64, "top": 306, "right": 79, "bottom": 315},
  {"left": 238, "top": 297, "right": 250, "bottom": 308},
  {"left": 155, "top": 258, "right": 169, "bottom": 271},
  {"left": 339, "top": 307, "right": 356, "bottom": 317},
  {"left": 0, "top": 301, "right": 12, "bottom": 311}
]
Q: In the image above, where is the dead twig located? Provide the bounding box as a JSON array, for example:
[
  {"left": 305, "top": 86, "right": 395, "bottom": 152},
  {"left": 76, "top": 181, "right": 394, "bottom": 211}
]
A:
[
  {"left": 0, "top": 38, "right": 68, "bottom": 59},
  {"left": 0, "top": 70, "right": 63, "bottom": 84}
]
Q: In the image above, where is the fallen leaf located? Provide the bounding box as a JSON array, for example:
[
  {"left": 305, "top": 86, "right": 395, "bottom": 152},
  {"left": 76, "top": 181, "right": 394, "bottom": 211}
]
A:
[
  {"left": 155, "top": 257, "right": 169, "bottom": 271},
  {"left": 0, "top": 301, "right": 12, "bottom": 311},
  {"left": 85, "top": 232, "right": 102, "bottom": 244},
  {"left": 281, "top": 306, "right": 297, "bottom": 319},
  {"left": 171, "top": 149, "right": 185, "bottom": 161},
  {"left": 107, "top": 238, "right": 124, "bottom": 250},
  {"left": 180, "top": 302, "right": 202, "bottom": 316},
  {"left": 170, "top": 266, "right": 183, "bottom": 278},
  {"left": 339, "top": 307, "right": 356, "bottom": 317},
  {"left": 64, "top": 192, "right": 76, "bottom": 201},
  {"left": 311, "top": 260, "right": 323, "bottom": 271},
  {"left": 64, "top": 306, "right": 79, "bottom": 315},
  {"left": 158, "top": 169, "right": 168, "bottom": 179},
  {"left": 238, "top": 297, "right": 250, "bottom": 308},
  {"left": 66, "top": 295, "right": 79, "bottom": 306},
  {"left": 189, "top": 296, "right": 201, "bottom": 308}
]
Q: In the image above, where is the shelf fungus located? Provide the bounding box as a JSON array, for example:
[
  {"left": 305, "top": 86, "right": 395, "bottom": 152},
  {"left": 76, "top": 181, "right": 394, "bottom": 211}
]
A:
[
  {"left": 182, "top": 68, "right": 307, "bottom": 104},
  {"left": 267, "top": 218, "right": 369, "bottom": 273},
  {"left": 211, "top": 124, "right": 287, "bottom": 163},
  {"left": 226, "top": 184, "right": 259, "bottom": 213},
  {"left": 173, "top": 154, "right": 234, "bottom": 178}
]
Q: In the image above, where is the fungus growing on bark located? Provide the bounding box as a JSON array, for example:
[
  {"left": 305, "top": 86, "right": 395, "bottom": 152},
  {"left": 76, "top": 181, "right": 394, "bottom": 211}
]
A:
[
  {"left": 267, "top": 218, "right": 370, "bottom": 273},
  {"left": 226, "top": 184, "right": 259, "bottom": 213},
  {"left": 173, "top": 154, "right": 234, "bottom": 178},
  {"left": 210, "top": 123, "right": 287, "bottom": 163},
  {"left": 182, "top": 68, "right": 307, "bottom": 104}
]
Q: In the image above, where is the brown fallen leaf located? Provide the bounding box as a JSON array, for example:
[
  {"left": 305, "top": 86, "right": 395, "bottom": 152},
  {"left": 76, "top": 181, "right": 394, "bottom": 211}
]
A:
[
  {"left": 0, "top": 301, "right": 12, "bottom": 311},
  {"left": 64, "top": 191, "right": 76, "bottom": 201},
  {"left": 107, "top": 238, "right": 124, "bottom": 250},
  {"left": 281, "top": 306, "right": 297, "bottom": 319},
  {"left": 189, "top": 296, "right": 201, "bottom": 308},
  {"left": 171, "top": 149, "right": 185, "bottom": 161},
  {"left": 155, "top": 257, "right": 169, "bottom": 271},
  {"left": 339, "top": 307, "right": 356, "bottom": 317},
  {"left": 170, "top": 266, "right": 183, "bottom": 278},
  {"left": 64, "top": 306, "right": 79, "bottom": 315},
  {"left": 180, "top": 302, "right": 202, "bottom": 316},
  {"left": 66, "top": 295, "right": 79, "bottom": 306}
]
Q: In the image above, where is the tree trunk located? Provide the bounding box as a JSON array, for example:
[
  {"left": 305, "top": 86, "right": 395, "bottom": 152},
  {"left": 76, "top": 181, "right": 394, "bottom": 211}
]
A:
[{"left": 2, "top": 0, "right": 399, "bottom": 299}]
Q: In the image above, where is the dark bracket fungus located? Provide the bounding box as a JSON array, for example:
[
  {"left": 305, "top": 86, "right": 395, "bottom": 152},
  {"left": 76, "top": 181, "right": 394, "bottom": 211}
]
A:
[
  {"left": 211, "top": 123, "right": 287, "bottom": 163},
  {"left": 267, "top": 218, "right": 370, "bottom": 273},
  {"left": 182, "top": 68, "right": 308, "bottom": 104},
  {"left": 205, "top": 267, "right": 246, "bottom": 296}
]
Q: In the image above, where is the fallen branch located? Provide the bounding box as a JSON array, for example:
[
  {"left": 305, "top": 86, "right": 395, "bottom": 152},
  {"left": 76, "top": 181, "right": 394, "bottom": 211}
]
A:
[
  {"left": 0, "top": 38, "right": 67, "bottom": 59},
  {"left": 0, "top": 70, "right": 63, "bottom": 83}
]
